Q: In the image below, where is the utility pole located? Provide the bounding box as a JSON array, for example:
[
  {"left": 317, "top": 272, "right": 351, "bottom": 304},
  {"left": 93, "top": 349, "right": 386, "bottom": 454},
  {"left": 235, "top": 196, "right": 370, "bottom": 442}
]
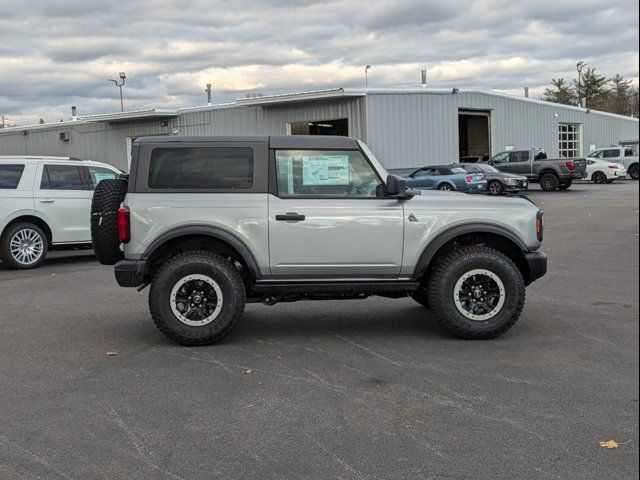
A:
[
  {"left": 576, "top": 61, "right": 587, "bottom": 108},
  {"left": 108, "top": 72, "right": 127, "bottom": 112},
  {"left": 365, "top": 65, "right": 371, "bottom": 87}
]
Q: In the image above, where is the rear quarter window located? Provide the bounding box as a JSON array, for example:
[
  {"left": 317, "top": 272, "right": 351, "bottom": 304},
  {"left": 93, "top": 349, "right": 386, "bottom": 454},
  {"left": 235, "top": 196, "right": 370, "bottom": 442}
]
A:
[
  {"left": 0, "top": 164, "right": 25, "bottom": 189},
  {"left": 148, "top": 147, "right": 253, "bottom": 189}
]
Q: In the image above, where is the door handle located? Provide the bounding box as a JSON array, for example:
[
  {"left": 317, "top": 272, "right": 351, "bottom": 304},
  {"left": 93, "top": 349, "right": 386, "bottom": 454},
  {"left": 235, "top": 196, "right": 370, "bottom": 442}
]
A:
[
  {"left": 275, "top": 212, "right": 306, "bottom": 222},
  {"left": 39, "top": 199, "right": 55, "bottom": 203}
]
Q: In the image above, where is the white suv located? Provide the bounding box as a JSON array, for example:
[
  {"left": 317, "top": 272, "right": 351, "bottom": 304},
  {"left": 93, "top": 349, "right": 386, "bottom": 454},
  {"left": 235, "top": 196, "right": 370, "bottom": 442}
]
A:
[{"left": 0, "top": 156, "right": 121, "bottom": 269}]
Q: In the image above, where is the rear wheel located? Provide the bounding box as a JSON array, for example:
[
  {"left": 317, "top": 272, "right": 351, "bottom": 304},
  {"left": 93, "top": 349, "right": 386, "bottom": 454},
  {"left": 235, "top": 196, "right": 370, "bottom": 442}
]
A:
[
  {"left": 0, "top": 223, "right": 48, "bottom": 269},
  {"left": 90, "top": 178, "right": 128, "bottom": 265},
  {"left": 149, "top": 251, "right": 246, "bottom": 346},
  {"left": 437, "top": 183, "right": 453, "bottom": 191},
  {"left": 540, "top": 173, "right": 559, "bottom": 191},
  {"left": 488, "top": 180, "right": 504, "bottom": 195},
  {"left": 591, "top": 171, "right": 606, "bottom": 184},
  {"left": 558, "top": 179, "right": 572, "bottom": 190},
  {"left": 628, "top": 163, "right": 639, "bottom": 180},
  {"left": 427, "top": 246, "right": 525, "bottom": 339}
]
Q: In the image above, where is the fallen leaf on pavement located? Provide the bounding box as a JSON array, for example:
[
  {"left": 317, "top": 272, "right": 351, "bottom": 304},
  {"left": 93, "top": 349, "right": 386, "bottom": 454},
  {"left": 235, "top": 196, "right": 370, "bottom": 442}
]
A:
[
  {"left": 599, "top": 439, "right": 631, "bottom": 449},
  {"left": 244, "top": 369, "right": 252, "bottom": 374},
  {"left": 105, "top": 352, "right": 118, "bottom": 357}
]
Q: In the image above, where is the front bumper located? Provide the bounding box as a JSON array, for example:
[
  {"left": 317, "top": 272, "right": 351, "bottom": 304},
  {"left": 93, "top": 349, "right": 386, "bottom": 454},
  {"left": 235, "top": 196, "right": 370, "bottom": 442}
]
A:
[
  {"left": 114, "top": 259, "right": 146, "bottom": 287},
  {"left": 524, "top": 251, "right": 547, "bottom": 283}
]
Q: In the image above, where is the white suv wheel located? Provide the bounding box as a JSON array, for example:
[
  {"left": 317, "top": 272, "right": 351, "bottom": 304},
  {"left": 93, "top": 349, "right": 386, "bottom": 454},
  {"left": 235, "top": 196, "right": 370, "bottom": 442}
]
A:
[
  {"left": 170, "top": 274, "right": 224, "bottom": 326},
  {"left": 9, "top": 228, "right": 45, "bottom": 266}
]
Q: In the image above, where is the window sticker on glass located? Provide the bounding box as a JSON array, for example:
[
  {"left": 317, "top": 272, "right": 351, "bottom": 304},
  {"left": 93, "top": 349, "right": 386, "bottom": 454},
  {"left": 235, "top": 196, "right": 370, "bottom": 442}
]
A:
[{"left": 302, "top": 156, "right": 349, "bottom": 186}]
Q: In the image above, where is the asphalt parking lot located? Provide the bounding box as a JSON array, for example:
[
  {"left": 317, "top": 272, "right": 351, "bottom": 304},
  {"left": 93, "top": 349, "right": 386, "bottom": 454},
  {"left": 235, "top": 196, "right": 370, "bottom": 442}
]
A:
[{"left": 1, "top": 181, "right": 638, "bottom": 479}]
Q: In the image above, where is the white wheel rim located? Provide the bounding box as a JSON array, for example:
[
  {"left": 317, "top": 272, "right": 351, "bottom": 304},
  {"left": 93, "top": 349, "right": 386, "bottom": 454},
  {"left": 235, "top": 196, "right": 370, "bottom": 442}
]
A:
[
  {"left": 453, "top": 269, "right": 506, "bottom": 321},
  {"left": 9, "top": 228, "right": 44, "bottom": 265},
  {"left": 170, "top": 274, "right": 224, "bottom": 326}
]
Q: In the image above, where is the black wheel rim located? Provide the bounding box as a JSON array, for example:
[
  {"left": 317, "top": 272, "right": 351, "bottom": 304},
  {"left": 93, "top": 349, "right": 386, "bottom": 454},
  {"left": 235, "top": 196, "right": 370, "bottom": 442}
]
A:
[
  {"left": 454, "top": 269, "right": 506, "bottom": 321},
  {"left": 170, "top": 274, "right": 223, "bottom": 326}
]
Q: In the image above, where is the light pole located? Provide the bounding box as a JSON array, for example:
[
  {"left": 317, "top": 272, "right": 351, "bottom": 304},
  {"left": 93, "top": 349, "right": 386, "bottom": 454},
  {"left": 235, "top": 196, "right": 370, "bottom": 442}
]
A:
[
  {"left": 108, "top": 72, "right": 126, "bottom": 112},
  {"left": 576, "top": 61, "right": 587, "bottom": 107},
  {"left": 365, "top": 65, "right": 371, "bottom": 87}
]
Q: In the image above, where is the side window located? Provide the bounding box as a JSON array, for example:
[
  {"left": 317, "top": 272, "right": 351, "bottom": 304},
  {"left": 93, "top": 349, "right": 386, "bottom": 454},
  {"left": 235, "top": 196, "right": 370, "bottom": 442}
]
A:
[
  {"left": 491, "top": 152, "right": 510, "bottom": 164},
  {"left": 40, "top": 165, "right": 84, "bottom": 190},
  {"left": 414, "top": 168, "right": 436, "bottom": 178},
  {"left": 88, "top": 166, "right": 118, "bottom": 189},
  {"left": 148, "top": 147, "right": 253, "bottom": 189},
  {"left": 0, "top": 164, "right": 25, "bottom": 189},
  {"left": 275, "top": 150, "right": 381, "bottom": 198},
  {"left": 589, "top": 150, "right": 604, "bottom": 159},
  {"left": 602, "top": 149, "right": 619, "bottom": 159},
  {"left": 509, "top": 151, "right": 529, "bottom": 163}
]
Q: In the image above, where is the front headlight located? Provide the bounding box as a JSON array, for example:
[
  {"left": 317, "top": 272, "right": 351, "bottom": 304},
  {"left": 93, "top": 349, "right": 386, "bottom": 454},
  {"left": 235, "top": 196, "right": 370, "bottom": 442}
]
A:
[{"left": 505, "top": 178, "right": 519, "bottom": 184}]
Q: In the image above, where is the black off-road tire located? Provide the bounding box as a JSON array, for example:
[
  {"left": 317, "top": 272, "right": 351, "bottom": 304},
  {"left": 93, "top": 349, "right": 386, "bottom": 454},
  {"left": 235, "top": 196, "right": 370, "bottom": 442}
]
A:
[
  {"left": 540, "top": 173, "right": 560, "bottom": 192},
  {"left": 426, "top": 246, "right": 526, "bottom": 340},
  {"left": 628, "top": 163, "right": 639, "bottom": 180},
  {"left": 149, "top": 251, "right": 246, "bottom": 346},
  {"left": 0, "top": 223, "right": 48, "bottom": 269},
  {"left": 90, "top": 178, "right": 128, "bottom": 265},
  {"left": 488, "top": 180, "right": 504, "bottom": 195},
  {"left": 591, "top": 171, "right": 606, "bottom": 184},
  {"left": 411, "top": 284, "right": 430, "bottom": 308},
  {"left": 558, "top": 179, "right": 572, "bottom": 190}
]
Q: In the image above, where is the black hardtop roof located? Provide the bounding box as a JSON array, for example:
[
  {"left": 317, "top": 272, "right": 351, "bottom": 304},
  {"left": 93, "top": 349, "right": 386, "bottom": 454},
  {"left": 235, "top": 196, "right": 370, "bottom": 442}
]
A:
[{"left": 134, "top": 135, "right": 361, "bottom": 149}]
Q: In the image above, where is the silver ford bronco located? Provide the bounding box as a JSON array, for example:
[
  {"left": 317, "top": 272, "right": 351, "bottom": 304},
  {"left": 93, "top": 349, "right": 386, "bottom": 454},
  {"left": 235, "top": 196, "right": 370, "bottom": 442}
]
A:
[{"left": 91, "top": 135, "right": 546, "bottom": 345}]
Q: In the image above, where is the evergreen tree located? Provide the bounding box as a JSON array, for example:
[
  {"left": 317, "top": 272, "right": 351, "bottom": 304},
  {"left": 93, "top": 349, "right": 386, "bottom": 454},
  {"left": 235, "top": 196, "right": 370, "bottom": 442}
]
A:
[{"left": 542, "top": 78, "right": 577, "bottom": 105}]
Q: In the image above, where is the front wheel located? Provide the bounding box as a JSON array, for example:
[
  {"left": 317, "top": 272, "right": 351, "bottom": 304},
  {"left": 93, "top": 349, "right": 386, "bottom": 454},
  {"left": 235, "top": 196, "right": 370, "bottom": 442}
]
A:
[
  {"left": 0, "top": 223, "right": 48, "bottom": 269},
  {"left": 488, "top": 181, "right": 504, "bottom": 195},
  {"left": 427, "top": 246, "right": 525, "bottom": 339},
  {"left": 149, "top": 251, "right": 246, "bottom": 345}
]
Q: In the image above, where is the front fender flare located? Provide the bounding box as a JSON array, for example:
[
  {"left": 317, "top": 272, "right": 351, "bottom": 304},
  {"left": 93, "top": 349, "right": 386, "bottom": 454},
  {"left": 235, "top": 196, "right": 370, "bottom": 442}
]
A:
[{"left": 412, "top": 223, "right": 529, "bottom": 280}]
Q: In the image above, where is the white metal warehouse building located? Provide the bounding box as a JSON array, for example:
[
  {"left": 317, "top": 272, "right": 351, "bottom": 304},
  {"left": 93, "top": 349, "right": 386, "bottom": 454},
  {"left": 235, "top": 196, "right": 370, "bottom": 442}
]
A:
[{"left": 1, "top": 87, "right": 638, "bottom": 172}]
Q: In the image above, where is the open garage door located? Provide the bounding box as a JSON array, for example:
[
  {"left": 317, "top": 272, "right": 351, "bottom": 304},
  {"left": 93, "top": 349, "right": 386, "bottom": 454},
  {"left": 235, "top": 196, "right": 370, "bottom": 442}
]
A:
[{"left": 458, "top": 110, "right": 491, "bottom": 163}]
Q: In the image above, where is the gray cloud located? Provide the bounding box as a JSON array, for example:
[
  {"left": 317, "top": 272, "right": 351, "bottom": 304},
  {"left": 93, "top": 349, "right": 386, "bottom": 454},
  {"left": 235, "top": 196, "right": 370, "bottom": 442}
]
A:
[{"left": 0, "top": 0, "right": 637, "bottom": 125}]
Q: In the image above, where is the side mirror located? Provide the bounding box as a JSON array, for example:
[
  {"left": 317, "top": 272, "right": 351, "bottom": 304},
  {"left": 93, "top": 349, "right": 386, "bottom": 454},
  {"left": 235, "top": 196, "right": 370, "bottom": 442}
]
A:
[{"left": 386, "top": 174, "right": 420, "bottom": 198}]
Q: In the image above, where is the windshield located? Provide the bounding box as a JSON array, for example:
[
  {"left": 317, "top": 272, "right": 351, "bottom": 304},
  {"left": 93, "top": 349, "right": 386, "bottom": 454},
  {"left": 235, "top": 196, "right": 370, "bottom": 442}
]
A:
[
  {"left": 467, "top": 164, "right": 497, "bottom": 174},
  {"left": 445, "top": 167, "right": 467, "bottom": 174}
]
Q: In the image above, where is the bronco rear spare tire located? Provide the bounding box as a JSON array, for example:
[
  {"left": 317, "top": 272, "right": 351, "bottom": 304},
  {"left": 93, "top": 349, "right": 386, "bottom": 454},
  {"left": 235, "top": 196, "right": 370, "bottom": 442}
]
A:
[{"left": 91, "top": 178, "right": 128, "bottom": 265}]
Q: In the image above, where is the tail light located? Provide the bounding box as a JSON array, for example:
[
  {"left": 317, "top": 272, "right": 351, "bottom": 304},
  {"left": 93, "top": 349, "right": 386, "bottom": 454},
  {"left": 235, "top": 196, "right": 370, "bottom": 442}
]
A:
[
  {"left": 565, "top": 161, "right": 575, "bottom": 171},
  {"left": 465, "top": 174, "right": 484, "bottom": 183},
  {"left": 608, "top": 165, "right": 619, "bottom": 169},
  {"left": 118, "top": 206, "right": 130, "bottom": 244}
]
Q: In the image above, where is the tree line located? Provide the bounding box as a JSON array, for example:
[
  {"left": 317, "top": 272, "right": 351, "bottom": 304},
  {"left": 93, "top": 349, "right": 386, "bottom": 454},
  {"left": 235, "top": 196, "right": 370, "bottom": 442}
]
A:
[{"left": 542, "top": 64, "right": 639, "bottom": 118}]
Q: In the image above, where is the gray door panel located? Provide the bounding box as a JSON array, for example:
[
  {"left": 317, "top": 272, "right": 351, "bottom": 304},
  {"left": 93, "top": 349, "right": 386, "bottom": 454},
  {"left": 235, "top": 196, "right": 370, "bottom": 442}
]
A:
[{"left": 268, "top": 196, "right": 404, "bottom": 279}]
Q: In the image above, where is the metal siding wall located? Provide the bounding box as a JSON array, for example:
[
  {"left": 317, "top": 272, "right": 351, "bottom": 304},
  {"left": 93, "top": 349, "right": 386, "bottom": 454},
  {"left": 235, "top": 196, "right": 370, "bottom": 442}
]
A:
[
  {"left": 364, "top": 93, "right": 458, "bottom": 169},
  {"left": 456, "top": 92, "right": 639, "bottom": 158},
  {"left": 1, "top": 94, "right": 637, "bottom": 171}
]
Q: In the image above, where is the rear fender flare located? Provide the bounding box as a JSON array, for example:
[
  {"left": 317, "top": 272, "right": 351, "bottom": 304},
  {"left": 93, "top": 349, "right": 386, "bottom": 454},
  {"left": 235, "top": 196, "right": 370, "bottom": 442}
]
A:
[{"left": 142, "top": 225, "right": 261, "bottom": 279}]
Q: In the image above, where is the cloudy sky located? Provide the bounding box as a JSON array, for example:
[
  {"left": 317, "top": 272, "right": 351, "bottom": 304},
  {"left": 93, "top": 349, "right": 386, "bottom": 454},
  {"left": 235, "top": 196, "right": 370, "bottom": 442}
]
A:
[{"left": 0, "top": 0, "right": 638, "bottom": 125}]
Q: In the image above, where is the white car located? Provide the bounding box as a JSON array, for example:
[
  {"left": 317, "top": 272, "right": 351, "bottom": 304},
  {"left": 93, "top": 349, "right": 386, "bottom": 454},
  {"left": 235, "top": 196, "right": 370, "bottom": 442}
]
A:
[
  {"left": 587, "top": 146, "right": 638, "bottom": 180},
  {"left": 584, "top": 158, "right": 627, "bottom": 184},
  {"left": 0, "top": 156, "right": 121, "bottom": 269}
]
